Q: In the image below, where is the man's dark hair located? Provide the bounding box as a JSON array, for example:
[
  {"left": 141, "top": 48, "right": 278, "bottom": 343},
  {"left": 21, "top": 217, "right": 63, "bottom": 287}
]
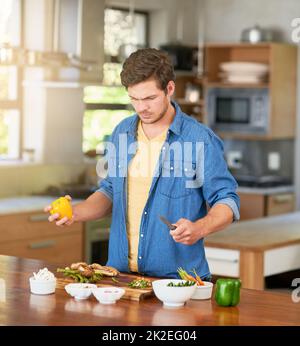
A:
[{"left": 120, "top": 48, "right": 175, "bottom": 90}]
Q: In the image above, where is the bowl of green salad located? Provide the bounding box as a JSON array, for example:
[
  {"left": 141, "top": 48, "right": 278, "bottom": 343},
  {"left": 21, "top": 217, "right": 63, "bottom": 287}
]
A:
[{"left": 152, "top": 279, "right": 196, "bottom": 308}]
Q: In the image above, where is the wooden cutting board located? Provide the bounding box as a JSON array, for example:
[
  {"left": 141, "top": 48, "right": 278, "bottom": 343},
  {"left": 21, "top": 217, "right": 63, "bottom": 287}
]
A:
[{"left": 56, "top": 272, "right": 155, "bottom": 301}]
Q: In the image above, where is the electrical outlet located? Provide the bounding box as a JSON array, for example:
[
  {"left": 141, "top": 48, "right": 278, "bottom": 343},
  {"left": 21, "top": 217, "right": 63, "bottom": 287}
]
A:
[
  {"left": 268, "top": 152, "right": 280, "bottom": 170},
  {"left": 227, "top": 151, "right": 242, "bottom": 169}
]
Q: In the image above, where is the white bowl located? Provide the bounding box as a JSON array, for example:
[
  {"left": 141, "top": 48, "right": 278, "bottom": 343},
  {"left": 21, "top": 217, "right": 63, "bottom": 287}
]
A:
[
  {"left": 65, "top": 283, "right": 97, "bottom": 300},
  {"left": 191, "top": 282, "right": 213, "bottom": 300},
  {"left": 92, "top": 287, "right": 125, "bottom": 304},
  {"left": 152, "top": 279, "right": 196, "bottom": 308},
  {"left": 29, "top": 276, "right": 57, "bottom": 295}
]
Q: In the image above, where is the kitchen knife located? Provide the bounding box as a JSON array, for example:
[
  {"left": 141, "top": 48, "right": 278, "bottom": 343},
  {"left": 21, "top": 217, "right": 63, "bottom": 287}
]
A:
[{"left": 159, "top": 215, "right": 177, "bottom": 230}]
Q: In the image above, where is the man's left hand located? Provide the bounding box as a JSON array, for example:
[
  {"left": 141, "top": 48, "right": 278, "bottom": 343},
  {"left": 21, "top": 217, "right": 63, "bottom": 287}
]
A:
[{"left": 170, "top": 218, "right": 204, "bottom": 245}]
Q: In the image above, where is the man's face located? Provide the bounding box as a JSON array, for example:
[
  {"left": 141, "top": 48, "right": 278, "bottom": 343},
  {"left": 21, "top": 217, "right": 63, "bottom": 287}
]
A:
[{"left": 128, "top": 78, "right": 175, "bottom": 124}]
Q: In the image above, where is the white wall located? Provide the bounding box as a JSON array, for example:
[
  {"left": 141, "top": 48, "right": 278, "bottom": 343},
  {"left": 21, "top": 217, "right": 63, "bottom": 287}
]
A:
[
  {"left": 149, "top": 9, "right": 168, "bottom": 48},
  {"left": 202, "top": 0, "right": 298, "bottom": 43},
  {"left": 297, "top": 55, "right": 300, "bottom": 210},
  {"left": 0, "top": 163, "right": 86, "bottom": 198}
]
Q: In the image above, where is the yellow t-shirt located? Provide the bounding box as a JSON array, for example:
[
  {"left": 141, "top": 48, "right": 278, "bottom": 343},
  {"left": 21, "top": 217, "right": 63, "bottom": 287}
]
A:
[{"left": 127, "top": 120, "right": 168, "bottom": 272}]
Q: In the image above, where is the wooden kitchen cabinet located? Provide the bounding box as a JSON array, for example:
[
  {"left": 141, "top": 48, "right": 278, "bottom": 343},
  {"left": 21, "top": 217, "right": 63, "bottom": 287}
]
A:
[
  {"left": 0, "top": 211, "right": 84, "bottom": 264},
  {"left": 204, "top": 43, "right": 297, "bottom": 139},
  {"left": 174, "top": 73, "right": 204, "bottom": 123},
  {"left": 239, "top": 192, "right": 295, "bottom": 221}
]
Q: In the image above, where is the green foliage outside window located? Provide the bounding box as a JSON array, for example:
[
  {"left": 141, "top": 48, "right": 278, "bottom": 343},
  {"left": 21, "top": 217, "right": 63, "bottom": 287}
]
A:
[
  {"left": 83, "top": 85, "right": 133, "bottom": 153},
  {"left": 0, "top": 111, "right": 8, "bottom": 156},
  {"left": 82, "top": 7, "right": 147, "bottom": 154},
  {"left": 83, "top": 109, "right": 132, "bottom": 153},
  {"left": 84, "top": 85, "right": 130, "bottom": 104}
]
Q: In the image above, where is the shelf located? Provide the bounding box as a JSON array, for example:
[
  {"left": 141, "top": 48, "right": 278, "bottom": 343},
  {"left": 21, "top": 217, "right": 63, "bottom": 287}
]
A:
[
  {"left": 205, "top": 42, "right": 271, "bottom": 48},
  {"left": 216, "top": 132, "right": 295, "bottom": 141},
  {"left": 174, "top": 71, "right": 198, "bottom": 77},
  {"left": 205, "top": 42, "right": 295, "bottom": 49},
  {"left": 175, "top": 98, "right": 204, "bottom": 106},
  {"left": 204, "top": 82, "right": 269, "bottom": 88}
]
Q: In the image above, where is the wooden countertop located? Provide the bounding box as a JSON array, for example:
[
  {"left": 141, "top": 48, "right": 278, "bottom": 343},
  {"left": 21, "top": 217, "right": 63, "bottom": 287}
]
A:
[
  {"left": 0, "top": 196, "right": 84, "bottom": 215},
  {"left": 0, "top": 255, "right": 299, "bottom": 326},
  {"left": 237, "top": 185, "right": 294, "bottom": 195},
  {"left": 206, "top": 212, "right": 300, "bottom": 251}
]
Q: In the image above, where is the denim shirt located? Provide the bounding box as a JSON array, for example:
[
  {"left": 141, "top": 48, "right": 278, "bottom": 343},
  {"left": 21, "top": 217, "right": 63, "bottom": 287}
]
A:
[{"left": 97, "top": 102, "right": 240, "bottom": 279}]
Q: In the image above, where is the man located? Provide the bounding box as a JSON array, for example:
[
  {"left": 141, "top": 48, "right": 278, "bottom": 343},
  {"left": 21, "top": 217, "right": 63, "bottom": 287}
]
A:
[{"left": 46, "top": 48, "right": 240, "bottom": 280}]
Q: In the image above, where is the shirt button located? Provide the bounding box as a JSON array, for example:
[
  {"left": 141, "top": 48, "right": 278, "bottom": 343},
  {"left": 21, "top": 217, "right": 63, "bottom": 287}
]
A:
[
  {"left": 184, "top": 168, "right": 188, "bottom": 172},
  {"left": 170, "top": 166, "right": 174, "bottom": 170},
  {"left": 141, "top": 234, "right": 144, "bottom": 238},
  {"left": 162, "top": 146, "right": 166, "bottom": 151},
  {"left": 144, "top": 211, "right": 147, "bottom": 215},
  {"left": 138, "top": 256, "right": 142, "bottom": 260}
]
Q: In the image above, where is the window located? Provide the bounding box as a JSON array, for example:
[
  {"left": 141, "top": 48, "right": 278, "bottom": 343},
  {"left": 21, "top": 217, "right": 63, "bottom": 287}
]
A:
[
  {"left": 83, "top": 86, "right": 132, "bottom": 154},
  {"left": 82, "top": 7, "right": 148, "bottom": 155},
  {"left": 0, "top": 109, "right": 20, "bottom": 158},
  {"left": 0, "top": 0, "right": 22, "bottom": 160}
]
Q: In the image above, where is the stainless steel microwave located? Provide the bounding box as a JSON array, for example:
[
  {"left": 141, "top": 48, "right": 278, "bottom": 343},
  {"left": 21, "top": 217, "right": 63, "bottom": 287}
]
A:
[{"left": 206, "top": 88, "right": 269, "bottom": 135}]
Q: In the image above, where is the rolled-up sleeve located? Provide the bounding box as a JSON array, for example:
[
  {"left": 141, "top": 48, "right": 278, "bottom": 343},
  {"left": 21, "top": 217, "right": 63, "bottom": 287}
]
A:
[
  {"left": 97, "top": 177, "right": 113, "bottom": 201},
  {"left": 202, "top": 133, "right": 240, "bottom": 221}
]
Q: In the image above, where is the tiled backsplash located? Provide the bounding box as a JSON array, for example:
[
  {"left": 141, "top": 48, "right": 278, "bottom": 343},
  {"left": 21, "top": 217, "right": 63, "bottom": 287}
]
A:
[
  {"left": 0, "top": 163, "right": 87, "bottom": 198},
  {"left": 223, "top": 139, "right": 294, "bottom": 180}
]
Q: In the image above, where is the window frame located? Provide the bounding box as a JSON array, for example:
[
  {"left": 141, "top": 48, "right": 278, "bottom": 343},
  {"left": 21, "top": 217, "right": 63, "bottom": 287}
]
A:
[
  {"left": 82, "top": 6, "right": 149, "bottom": 154},
  {"left": 104, "top": 6, "right": 150, "bottom": 57},
  {"left": 0, "top": 0, "right": 23, "bottom": 161}
]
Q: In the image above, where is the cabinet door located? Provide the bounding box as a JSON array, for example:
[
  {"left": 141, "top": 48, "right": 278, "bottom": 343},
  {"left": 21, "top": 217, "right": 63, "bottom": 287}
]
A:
[
  {"left": 239, "top": 193, "right": 265, "bottom": 221},
  {"left": 239, "top": 192, "right": 295, "bottom": 220},
  {"left": 0, "top": 232, "right": 83, "bottom": 264},
  {"left": 266, "top": 194, "right": 295, "bottom": 216},
  {"left": 0, "top": 212, "right": 83, "bottom": 243},
  {"left": 0, "top": 212, "right": 84, "bottom": 263}
]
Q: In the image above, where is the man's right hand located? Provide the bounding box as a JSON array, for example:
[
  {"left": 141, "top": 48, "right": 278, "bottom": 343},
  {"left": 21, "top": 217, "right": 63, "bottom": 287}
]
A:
[{"left": 44, "top": 195, "right": 75, "bottom": 227}]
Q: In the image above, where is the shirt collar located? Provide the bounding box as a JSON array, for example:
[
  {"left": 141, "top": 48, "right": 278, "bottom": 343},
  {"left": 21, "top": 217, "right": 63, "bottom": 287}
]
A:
[{"left": 126, "top": 101, "right": 183, "bottom": 137}]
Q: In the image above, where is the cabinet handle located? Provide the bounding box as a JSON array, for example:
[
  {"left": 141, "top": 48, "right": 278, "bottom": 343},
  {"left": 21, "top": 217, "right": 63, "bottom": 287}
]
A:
[
  {"left": 29, "top": 240, "right": 56, "bottom": 249},
  {"left": 272, "top": 194, "right": 293, "bottom": 204},
  {"left": 28, "top": 214, "right": 49, "bottom": 222}
]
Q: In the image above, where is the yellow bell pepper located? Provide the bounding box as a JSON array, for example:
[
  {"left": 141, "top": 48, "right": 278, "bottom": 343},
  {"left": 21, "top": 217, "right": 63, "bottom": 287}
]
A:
[{"left": 50, "top": 197, "right": 73, "bottom": 220}]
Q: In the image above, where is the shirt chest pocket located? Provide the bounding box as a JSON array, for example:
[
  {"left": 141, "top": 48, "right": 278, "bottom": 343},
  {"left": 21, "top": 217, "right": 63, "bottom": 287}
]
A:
[{"left": 159, "top": 160, "right": 196, "bottom": 198}]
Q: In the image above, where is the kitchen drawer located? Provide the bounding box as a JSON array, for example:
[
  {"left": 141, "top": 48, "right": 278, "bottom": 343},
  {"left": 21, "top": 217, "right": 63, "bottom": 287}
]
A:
[
  {"left": 264, "top": 243, "right": 300, "bottom": 277},
  {"left": 239, "top": 192, "right": 295, "bottom": 220},
  {"left": 0, "top": 211, "right": 83, "bottom": 243},
  {"left": 266, "top": 193, "right": 295, "bottom": 216},
  {"left": 205, "top": 247, "right": 240, "bottom": 277},
  {"left": 239, "top": 194, "right": 265, "bottom": 220},
  {"left": 0, "top": 232, "right": 83, "bottom": 264}
]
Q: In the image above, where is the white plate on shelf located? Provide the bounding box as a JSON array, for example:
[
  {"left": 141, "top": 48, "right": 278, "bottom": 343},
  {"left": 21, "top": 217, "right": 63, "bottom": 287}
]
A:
[
  {"left": 220, "top": 62, "right": 269, "bottom": 73},
  {"left": 219, "top": 70, "right": 267, "bottom": 78},
  {"left": 222, "top": 75, "right": 266, "bottom": 84}
]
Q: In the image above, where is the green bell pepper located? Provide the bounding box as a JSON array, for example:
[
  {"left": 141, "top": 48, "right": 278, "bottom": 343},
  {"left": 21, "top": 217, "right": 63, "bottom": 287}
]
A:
[{"left": 214, "top": 278, "right": 241, "bottom": 307}]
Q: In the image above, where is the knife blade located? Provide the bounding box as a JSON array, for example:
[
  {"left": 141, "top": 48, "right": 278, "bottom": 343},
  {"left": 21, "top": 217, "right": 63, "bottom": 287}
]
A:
[{"left": 159, "top": 215, "right": 177, "bottom": 230}]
